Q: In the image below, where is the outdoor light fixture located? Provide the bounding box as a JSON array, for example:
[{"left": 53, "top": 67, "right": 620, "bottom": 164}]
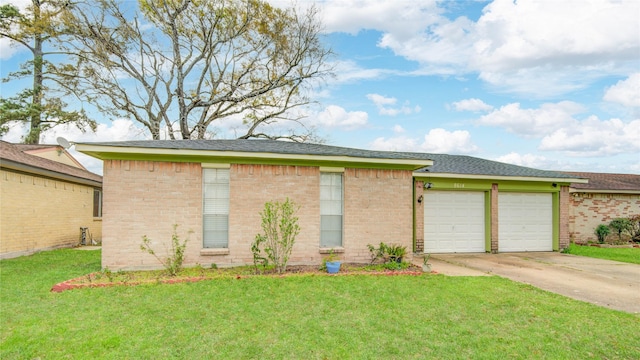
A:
[
  {"left": 424, "top": 182, "right": 433, "bottom": 190},
  {"left": 417, "top": 195, "right": 423, "bottom": 203}
]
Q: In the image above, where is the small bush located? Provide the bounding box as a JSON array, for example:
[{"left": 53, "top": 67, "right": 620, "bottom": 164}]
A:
[
  {"left": 625, "top": 214, "right": 640, "bottom": 243},
  {"left": 594, "top": 224, "right": 611, "bottom": 244},
  {"left": 140, "top": 224, "right": 190, "bottom": 276},
  {"left": 367, "top": 242, "right": 408, "bottom": 265},
  {"left": 253, "top": 198, "right": 300, "bottom": 274},
  {"left": 609, "top": 218, "right": 631, "bottom": 242}
]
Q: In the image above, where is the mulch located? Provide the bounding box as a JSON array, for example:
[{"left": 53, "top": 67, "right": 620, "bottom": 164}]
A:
[{"left": 51, "top": 263, "right": 429, "bottom": 293}]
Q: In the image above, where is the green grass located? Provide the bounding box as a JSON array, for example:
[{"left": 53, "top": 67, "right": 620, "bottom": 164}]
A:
[
  {"left": 1, "top": 249, "right": 639, "bottom": 359},
  {"left": 564, "top": 243, "right": 640, "bottom": 264}
]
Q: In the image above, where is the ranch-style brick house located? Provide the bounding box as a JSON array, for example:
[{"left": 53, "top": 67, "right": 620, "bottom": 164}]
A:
[
  {"left": 563, "top": 172, "right": 640, "bottom": 244},
  {"left": 76, "top": 140, "right": 586, "bottom": 270},
  {"left": 1, "top": 141, "right": 103, "bottom": 259}
]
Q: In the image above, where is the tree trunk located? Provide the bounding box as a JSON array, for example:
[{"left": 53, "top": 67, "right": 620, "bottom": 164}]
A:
[{"left": 26, "top": 0, "right": 43, "bottom": 144}]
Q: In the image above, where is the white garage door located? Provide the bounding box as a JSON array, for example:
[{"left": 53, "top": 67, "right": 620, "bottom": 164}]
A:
[
  {"left": 424, "top": 191, "right": 485, "bottom": 253},
  {"left": 499, "top": 193, "right": 552, "bottom": 252}
]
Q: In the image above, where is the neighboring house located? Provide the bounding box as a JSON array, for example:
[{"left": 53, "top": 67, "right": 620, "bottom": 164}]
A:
[
  {"left": 0, "top": 141, "right": 103, "bottom": 259},
  {"left": 563, "top": 172, "right": 640, "bottom": 244},
  {"left": 76, "top": 140, "right": 585, "bottom": 270}
]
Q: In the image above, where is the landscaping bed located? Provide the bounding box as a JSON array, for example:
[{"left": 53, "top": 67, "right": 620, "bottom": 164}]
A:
[{"left": 51, "top": 263, "right": 425, "bottom": 292}]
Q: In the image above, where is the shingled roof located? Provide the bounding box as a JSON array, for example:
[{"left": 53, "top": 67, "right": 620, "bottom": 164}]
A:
[
  {"left": 0, "top": 141, "right": 102, "bottom": 186},
  {"left": 77, "top": 139, "right": 581, "bottom": 181},
  {"left": 413, "top": 153, "right": 581, "bottom": 180},
  {"left": 80, "top": 139, "right": 433, "bottom": 161},
  {"left": 562, "top": 172, "right": 640, "bottom": 192}
]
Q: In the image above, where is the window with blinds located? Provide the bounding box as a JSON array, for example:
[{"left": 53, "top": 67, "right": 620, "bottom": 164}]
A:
[
  {"left": 320, "top": 172, "right": 343, "bottom": 247},
  {"left": 93, "top": 189, "right": 102, "bottom": 218},
  {"left": 203, "top": 168, "right": 230, "bottom": 248}
]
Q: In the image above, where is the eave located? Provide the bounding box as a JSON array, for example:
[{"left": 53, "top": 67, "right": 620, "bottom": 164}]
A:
[
  {"left": 1, "top": 159, "right": 102, "bottom": 188},
  {"left": 569, "top": 188, "right": 640, "bottom": 195},
  {"left": 413, "top": 171, "right": 589, "bottom": 184},
  {"left": 75, "top": 144, "right": 434, "bottom": 170}
]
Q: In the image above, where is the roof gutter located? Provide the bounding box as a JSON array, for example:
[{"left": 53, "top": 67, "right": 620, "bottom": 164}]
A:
[
  {"left": 1, "top": 159, "right": 102, "bottom": 187},
  {"left": 569, "top": 188, "right": 639, "bottom": 194},
  {"left": 76, "top": 144, "right": 434, "bottom": 170},
  {"left": 413, "top": 171, "right": 590, "bottom": 184}
]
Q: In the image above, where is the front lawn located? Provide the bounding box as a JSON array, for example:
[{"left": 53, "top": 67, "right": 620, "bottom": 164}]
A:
[
  {"left": 1, "top": 249, "right": 639, "bottom": 359},
  {"left": 564, "top": 243, "right": 640, "bottom": 264}
]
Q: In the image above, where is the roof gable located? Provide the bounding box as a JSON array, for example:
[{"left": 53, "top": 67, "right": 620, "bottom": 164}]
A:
[{"left": 1, "top": 141, "right": 102, "bottom": 186}]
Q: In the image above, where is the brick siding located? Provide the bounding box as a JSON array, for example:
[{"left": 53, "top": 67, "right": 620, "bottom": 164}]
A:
[
  {"left": 0, "top": 169, "right": 102, "bottom": 259},
  {"left": 559, "top": 186, "right": 570, "bottom": 249},
  {"left": 569, "top": 192, "right": 640, "bottom": 243},
  {"left": 101, "top": 161, "right": 415, "bottom": 270}
]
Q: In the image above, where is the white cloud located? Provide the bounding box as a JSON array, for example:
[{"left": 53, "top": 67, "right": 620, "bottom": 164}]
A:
[
  {"left": 604, "top": 73, "right": 640, "bottom": 107},
  {"left": 392, "top": 125, "right": 405, "bottom": 133},
  {"left": 330, "top": 60, "right": 396, "bottom": 84},
  {"left": 315, "top": 105, "right": 368, "bottom": 130},
  {"left": 366, "top": 93, "right": 421, "bottom": 116},
  {"left": 370, "top": 128, "right": 478, "bottom": 154},
  {"left": 539, "top": 117, "right": 640, "bottom": 157},
  {"left": 322, "top": 0, "right": 640, "bottom": 97},
  {"left": 452, "top": 98, "right": 493, "bottom": 112},
  {"left": 495, "top": 152, "right": 551, "bottom": 169},
  {"left": 0, "top": 38, "right": 22, "bottom": 60},
  {"left": 318, "top": 0, "right": 440, "bottom": 40},
  {"left": 477, "top": 101, "right": 585, "bottom": 138}
]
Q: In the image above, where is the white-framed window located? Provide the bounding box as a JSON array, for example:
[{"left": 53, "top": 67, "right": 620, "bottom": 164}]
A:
[
  {"left": 203, "top": 168, "right": 230, "bottom": 248},
  {"left": 320, "top": 172, "right": 343, "bottom": 247},
  {"left": 93, "top": 188, "right": 102, "bottom": 218}
]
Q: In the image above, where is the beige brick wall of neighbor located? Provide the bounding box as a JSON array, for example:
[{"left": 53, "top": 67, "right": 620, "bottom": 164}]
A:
[
  {"left": 569, "top": 193, "right": 640, "bottom": 243},
  {"left": 0, "top": 169, "right": 102, "bottom": 259},
  {"left": 102, "top": 161, "right": 415, "bottom": 270}
]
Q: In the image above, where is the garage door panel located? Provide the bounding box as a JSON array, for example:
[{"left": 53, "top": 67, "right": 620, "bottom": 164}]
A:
[
  {"left": 424, "top": 191, "right": 485, "bottom": 253},
  {"left": 499, "top": 193, "right": 552, "bottom": 252}
]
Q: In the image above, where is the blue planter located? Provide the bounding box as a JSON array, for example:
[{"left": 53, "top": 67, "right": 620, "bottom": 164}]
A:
[{"left": 326, "top": 261, "right": 341, "bottom": 274}]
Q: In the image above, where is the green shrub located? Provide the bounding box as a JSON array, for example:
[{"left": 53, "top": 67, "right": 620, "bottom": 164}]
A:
[
  {"left": 594, "top": 224, "right": 611, "bottom": 244},
  {"left": 140, "top": 224, "right": 190, "bottom": 276},
  {"left": 609, "top": 218, "right": 631, "bottom": 242},
  {"left": 367, "top": 242, "right": 408, "bottom": 265},
  {"left": 367, "top": 242, "right": 388, "bottom": 264},
  {"left": 625, "top": 214, "right": 640, "bottom": 243},
  {"left": 253, "top": 198, "right": 300, "bottom": 274}
]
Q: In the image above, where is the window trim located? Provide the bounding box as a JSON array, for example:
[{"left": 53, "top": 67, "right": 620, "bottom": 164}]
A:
[
  {"left": 320, "top": 171, "right": 344, "bottom": 248},
  {"left": 93, "top": 188, "right": 102, "bottom": 218},
  {"left": 202, "top": 167, "right": 230, "bottom": 249}
]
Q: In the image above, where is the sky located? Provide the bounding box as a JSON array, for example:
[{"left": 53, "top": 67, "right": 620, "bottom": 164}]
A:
[{"left": 1, "top": 0, "right": 639, "bottom": 175}]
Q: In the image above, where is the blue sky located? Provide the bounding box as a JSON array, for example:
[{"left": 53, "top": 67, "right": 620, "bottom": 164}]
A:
[{"left": 1, "top": 0, "right": 639, "bottom": 175}]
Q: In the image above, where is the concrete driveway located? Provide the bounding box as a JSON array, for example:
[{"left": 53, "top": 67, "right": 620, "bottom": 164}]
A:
[{"left": 430, "top": 252, "right": 640, "bottom": 314}]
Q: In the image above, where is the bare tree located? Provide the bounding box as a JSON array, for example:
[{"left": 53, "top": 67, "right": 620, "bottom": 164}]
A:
[
  {"left": 65, "top": 0, "right": 333, "bottom": 140},
  {"left": 0, "top": 0, "right": 96, "bottom": 144}
]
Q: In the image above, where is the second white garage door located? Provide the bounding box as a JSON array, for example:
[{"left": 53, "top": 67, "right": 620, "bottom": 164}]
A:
[
  {"left": 424, "top": 191, "right": 486, "bottom": 253},
  {"left": 498, "top": 193, "right": 553, "bottom": 252}
]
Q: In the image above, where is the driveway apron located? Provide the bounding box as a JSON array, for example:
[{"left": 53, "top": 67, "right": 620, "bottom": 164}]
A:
[{"left": 431, "top": 252, "right": 640, "bottom": 314}]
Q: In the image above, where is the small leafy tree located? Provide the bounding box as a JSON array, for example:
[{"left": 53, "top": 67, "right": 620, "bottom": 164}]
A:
[
  {"left": 594, "top": 224, "right": 610, "bottom": 244},
  {"left": 140, "top": 224, "right": 190, "bottom": 276},
  {"left": 609, "top": 218, "right": 631, "bottom": 242},
  {"left": 254, "top": 198, "right": 300, "bottom": 274}
]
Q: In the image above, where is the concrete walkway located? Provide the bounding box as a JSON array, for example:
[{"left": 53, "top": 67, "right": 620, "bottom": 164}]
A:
[{"left": 430, "top": 252, "right": 640, "bottom": 314}]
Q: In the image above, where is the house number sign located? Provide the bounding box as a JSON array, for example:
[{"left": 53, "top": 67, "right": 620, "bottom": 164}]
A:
[{"left": 453, "top": 183, "right": 465, "bottom": 188}]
